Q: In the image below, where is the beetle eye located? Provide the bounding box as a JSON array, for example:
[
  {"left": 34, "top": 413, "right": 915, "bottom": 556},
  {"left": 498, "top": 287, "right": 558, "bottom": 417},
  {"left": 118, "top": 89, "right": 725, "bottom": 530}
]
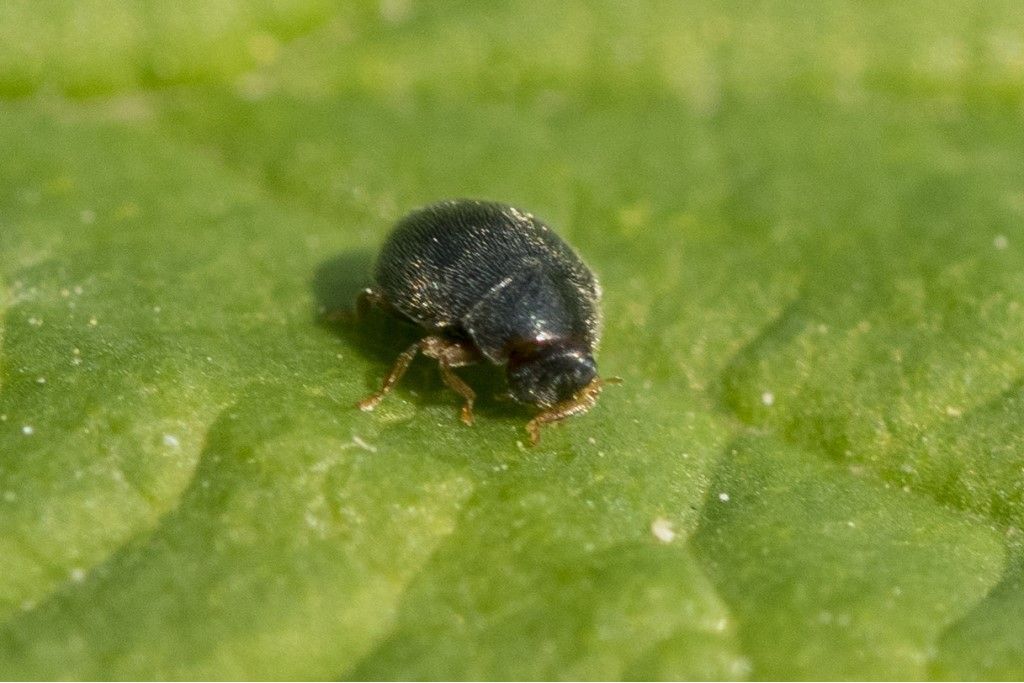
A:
[{"left": 557, "top": 356, "right": 597, "bottom": 402}]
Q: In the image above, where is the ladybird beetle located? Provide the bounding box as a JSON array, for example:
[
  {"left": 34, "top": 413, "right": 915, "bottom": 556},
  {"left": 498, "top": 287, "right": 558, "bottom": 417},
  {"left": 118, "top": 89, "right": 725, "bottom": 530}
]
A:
[{"left": 356, "top": 199, "right": 615, "bottom": 445}]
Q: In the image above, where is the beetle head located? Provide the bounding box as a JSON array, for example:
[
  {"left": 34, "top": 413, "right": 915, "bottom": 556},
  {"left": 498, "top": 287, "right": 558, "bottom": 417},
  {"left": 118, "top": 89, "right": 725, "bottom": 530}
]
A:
[{"left": 507, "top": 344, "right": 597, "bottom": 408}]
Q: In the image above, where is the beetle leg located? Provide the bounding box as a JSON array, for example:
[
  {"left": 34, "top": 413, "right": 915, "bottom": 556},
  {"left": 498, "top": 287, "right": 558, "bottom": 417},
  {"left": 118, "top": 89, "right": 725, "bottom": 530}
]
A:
[
  {"left": 356, "top": 338, "right": 424, "bottom": 411},
  {"left": 358, "top": 335, "right": 481, "bottom": 422},
  {"left": 525, "top": 377, "right": 606, "bottom": 446},
  {"left": 355, "top": 287, "right": 386, "bottom": 320},
  {"left": 322, "top": 287, "right": 384, "bottom": 323},
  {"left": 422, "top": 337, "right": 478, "bottom": 426},
  {"left": 438, "top": 362, "right": 476, "bottom": 425}
]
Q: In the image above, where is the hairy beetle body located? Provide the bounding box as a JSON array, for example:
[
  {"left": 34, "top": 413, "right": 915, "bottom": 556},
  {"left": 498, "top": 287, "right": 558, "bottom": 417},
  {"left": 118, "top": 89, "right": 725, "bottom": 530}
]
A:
[{"left": 375, "top": 200, "right": 601, "bottom": 360}]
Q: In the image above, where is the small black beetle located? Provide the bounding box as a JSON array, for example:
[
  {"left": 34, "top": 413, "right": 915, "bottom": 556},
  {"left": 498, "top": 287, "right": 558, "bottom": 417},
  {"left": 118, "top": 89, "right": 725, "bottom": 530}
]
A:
[{"left": 356, "top": 199, "right": 615, "bottom": 444}]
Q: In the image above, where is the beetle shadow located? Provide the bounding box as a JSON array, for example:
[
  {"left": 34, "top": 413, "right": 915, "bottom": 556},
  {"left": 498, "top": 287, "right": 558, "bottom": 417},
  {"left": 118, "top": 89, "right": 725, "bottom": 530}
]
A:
[{"left": 311, "top": 250, "right": 512, "bottom": 418}]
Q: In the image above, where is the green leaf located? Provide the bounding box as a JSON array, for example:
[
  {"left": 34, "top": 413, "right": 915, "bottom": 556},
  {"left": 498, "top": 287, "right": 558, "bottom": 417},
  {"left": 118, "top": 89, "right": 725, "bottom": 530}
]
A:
[
  {"left": 2, "top": 0, "right": 1024, "bottom": 679},
  {"left": 0, "top": 0, "right": 336, "bottom": 96}
]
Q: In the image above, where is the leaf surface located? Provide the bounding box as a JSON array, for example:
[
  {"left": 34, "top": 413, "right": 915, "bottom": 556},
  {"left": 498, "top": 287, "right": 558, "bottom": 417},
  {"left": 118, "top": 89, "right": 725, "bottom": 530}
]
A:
[{"left": 1, "top": 1, "right": 1023, "bottom": 678}]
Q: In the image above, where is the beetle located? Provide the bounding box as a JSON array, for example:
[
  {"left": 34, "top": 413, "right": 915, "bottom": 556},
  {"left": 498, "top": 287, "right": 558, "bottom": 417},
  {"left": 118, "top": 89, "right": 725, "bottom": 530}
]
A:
[{"left": 356, "top": 199, "right": 615, "bottom": 445}]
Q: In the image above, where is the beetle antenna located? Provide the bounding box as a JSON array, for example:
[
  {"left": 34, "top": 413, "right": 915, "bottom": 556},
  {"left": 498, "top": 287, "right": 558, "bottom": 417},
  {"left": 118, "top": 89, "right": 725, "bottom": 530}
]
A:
[{"left": 526, "top": 376, "right": 612, "bottom": 446}]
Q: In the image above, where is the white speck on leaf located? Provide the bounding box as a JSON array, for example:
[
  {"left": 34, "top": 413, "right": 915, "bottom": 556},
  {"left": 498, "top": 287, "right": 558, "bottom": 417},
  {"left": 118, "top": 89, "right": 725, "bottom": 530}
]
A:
[
  {"left": 21, "top": 425, "right": 34, "bottom": 436},
  {"left": 994, "top": 234, "right": 1009, "bottom": 250},
  {"left": 88, "top": 317, "right": 98, "bottom": 327},
  {"left": 69, "top": 567, "right": 86, "bottom": 583},
  {"left": 162, "top": 434, "right": 180, "bottom": 448},
  {"left": 36, "top": 377, "right": 46, "bottom": 385},
  {"left": 718, "top": 492, "right": 730, "bottom": 502},
  {"left": 650, "top": 517, "right": 676, "bottom": 543},
  {"left": 761, "top": 391, "right": 775, "bottom": 406},
  {"left": 352, "top": 435, "right": 378, "bottom": 453},
  {"left": 304, "top": 511, "right": 325, "bottom": 531}
]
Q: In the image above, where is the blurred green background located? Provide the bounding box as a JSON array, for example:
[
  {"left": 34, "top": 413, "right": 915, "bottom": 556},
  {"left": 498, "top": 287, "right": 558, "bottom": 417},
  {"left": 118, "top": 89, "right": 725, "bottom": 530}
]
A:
[{"left": 1, "top": 0, "right": 1024, "bottom": 679}]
